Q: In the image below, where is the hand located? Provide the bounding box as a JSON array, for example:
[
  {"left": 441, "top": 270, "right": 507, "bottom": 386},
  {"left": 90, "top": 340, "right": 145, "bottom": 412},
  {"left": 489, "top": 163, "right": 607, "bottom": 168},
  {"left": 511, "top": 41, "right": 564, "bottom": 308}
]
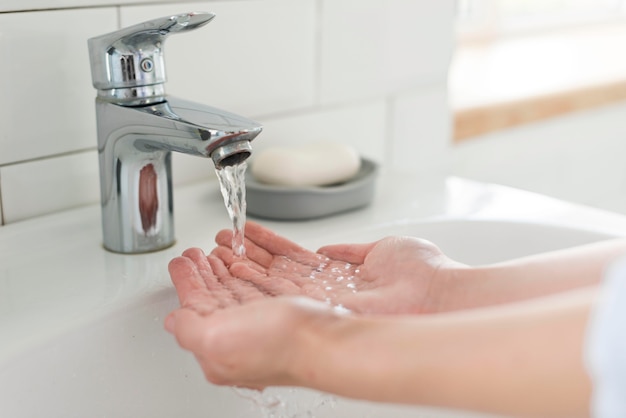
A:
[
  {"left": 211, "top": 222, "right": 467, "bottom": 314},
  {"left": 166, "top": 248, "right": 598, "bottom": 415},
  {"left": 166, "top": 249, "right": 339, "bottom": 389}
]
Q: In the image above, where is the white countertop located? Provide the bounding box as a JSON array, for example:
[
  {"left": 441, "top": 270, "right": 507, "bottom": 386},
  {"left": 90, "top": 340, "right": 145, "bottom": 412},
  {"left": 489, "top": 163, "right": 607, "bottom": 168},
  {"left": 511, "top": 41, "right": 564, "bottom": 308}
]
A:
[{"left": 2, "top": 172, "right": 626, "bottom": 364}]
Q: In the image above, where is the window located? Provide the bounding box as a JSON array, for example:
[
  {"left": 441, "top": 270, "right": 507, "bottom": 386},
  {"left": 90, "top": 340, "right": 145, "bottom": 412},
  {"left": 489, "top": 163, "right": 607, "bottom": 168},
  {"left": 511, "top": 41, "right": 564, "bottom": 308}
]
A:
[
  {"left": 457, "top": 0, "right": 626, "bottom": 41},
  {"left": 451, "top": 0, "right": 626, "bottom": 140}
]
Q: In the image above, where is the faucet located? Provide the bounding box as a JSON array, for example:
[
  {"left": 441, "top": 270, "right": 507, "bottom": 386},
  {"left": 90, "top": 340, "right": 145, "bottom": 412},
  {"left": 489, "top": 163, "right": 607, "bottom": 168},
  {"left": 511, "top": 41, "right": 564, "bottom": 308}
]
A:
[{"left": 88, "top": 12, "right": 262, "bottom": 254}]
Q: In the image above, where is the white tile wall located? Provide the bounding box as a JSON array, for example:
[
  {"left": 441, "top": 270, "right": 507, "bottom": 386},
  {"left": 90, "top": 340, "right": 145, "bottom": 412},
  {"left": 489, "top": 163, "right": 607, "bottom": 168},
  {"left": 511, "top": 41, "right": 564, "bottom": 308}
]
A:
[
  {"left": 390, "top": 87, "right": 452, "bottom": 172},
  {"left": 0, "top": 8, "right": 117, "bottom": 165},
  {"left": 0, "top": 0, "right": 455, "bottom": 226},
  {"left": 257, "top": 101, "right": 388, "bottom": 161},
  {"left": 0, "top": 180, "right": 3, "bottom": 224},
  {"left": 0, "top": 0, "right": 173, "bottom": 13},
  {"left": 120, "top": 0, "right": 317, "bottom": 118},
  {"left": 1, "top": 151, "right": 100, "bottom": 223},
  {"left": 319, "top": 0, "right": 455, "bottom": 104}
]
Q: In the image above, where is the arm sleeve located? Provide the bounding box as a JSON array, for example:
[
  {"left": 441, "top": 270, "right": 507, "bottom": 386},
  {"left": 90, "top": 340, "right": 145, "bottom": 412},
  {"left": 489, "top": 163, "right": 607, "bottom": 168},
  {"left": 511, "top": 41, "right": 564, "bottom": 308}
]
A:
[{"left": 586, "top": 256, "right": 626, "bottom": 418}]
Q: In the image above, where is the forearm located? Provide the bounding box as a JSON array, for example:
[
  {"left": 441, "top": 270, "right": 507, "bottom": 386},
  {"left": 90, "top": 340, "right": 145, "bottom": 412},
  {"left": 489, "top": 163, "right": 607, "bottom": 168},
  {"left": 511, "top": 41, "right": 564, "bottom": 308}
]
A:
[
  {"left": 436, "top": 238, "right": 626, "bottom": 311},
  {"left": 295, "top": 287, "right": 597, "bottom": 418}
]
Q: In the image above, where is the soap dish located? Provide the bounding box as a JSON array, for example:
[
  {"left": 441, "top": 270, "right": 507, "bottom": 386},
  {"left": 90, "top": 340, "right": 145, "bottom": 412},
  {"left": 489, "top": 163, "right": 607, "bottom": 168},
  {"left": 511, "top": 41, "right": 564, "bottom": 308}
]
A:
[{"left": 245, "top": 158, "right": 379, "bottom": 220}]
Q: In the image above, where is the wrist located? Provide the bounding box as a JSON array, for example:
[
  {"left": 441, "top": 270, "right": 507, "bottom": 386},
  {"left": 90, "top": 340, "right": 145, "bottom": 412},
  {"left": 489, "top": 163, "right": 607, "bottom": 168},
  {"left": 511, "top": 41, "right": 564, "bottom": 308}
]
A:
[
  {"left": 425, "top": 263, "right": 480, "bottom": 313},
  {"left": 290, "top": 311, "right": 430, "bottom": 403},
  {"left": 289, "top": 305, "right": 358, "bottom": 390}
]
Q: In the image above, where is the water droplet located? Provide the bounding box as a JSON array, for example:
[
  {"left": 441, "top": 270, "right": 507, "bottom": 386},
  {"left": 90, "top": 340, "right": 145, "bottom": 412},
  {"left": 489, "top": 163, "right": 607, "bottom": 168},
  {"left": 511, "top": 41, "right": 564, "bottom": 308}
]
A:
[
  {"left": 232, "top": 387, "right": 338, "bottom": 417},
  {"left": 333, "top": 304, "right": 351, "bottom": 314}
]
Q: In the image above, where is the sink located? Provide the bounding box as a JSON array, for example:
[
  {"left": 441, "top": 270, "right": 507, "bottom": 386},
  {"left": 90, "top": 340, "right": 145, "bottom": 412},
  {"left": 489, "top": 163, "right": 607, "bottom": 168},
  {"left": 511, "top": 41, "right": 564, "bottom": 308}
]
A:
[
  {"left": 0, "top": 219, "right": 617, "bottom": 418},
  {"left": 304, "top": 218, "right": 616, "bottom": 265}
]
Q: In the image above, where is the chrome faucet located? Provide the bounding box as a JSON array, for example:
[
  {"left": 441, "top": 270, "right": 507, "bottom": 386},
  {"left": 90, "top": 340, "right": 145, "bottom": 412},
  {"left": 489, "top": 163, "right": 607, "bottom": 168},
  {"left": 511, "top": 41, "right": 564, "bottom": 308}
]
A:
[{"left": 88, "top": 12, "right": 262, "bottom": 254}]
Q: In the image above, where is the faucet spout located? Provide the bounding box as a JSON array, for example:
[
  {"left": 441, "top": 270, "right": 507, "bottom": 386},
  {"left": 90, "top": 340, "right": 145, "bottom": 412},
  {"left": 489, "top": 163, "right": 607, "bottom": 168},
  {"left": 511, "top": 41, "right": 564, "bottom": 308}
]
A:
[
  {"left": 95, "top": 96, "right": 262, "bottom": 253},
  {"left": 102, "top": 96, "right": 260, "bottom": 162}
]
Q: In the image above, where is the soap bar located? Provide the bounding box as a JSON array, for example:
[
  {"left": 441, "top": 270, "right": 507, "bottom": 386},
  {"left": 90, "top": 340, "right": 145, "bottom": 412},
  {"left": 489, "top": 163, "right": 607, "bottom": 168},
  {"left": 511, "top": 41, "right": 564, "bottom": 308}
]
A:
[{"left": 251, "top": 141, "right": 361, "bottom": 187}]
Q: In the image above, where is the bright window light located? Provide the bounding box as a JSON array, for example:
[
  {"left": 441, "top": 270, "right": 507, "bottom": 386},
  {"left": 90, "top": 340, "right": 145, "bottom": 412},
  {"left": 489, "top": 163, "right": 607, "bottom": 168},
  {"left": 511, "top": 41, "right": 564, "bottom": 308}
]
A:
[{"left": 457, "top": 0, "right": 626, "bottom": 40}]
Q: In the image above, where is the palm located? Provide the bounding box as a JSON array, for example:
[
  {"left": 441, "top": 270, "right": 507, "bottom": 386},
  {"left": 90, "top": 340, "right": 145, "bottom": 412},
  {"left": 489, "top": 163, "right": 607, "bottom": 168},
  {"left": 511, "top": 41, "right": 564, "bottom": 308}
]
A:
[
  {"left": 210, "top": 222, "right": 458, "bottom": 314},
  {"left": 167, "top": 248, "right": 338, "bottom": 389}
]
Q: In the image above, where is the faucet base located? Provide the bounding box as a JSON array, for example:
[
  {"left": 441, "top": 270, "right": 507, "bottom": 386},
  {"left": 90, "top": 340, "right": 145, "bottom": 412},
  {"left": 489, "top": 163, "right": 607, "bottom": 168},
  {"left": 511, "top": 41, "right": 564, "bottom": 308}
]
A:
[
  {"left": 99, "top": 142, "right": 175, "bottom": 254},
  {"left": 101, "top": 240, "right": 176, "bottom": 255}
]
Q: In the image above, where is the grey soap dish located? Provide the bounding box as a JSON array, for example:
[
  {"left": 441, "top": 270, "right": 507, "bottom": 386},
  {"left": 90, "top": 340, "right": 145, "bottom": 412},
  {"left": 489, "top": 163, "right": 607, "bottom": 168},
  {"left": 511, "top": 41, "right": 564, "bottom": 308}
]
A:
[{"left": 245, "top": 158, "right": 379, "bottom": 220}]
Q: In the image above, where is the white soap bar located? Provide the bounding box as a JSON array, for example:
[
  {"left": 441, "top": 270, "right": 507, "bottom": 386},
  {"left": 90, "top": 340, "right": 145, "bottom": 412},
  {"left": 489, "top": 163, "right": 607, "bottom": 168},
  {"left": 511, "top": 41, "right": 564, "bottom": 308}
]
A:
[{"left": 251, "top": 141, "right": 361, "bottom": 187}]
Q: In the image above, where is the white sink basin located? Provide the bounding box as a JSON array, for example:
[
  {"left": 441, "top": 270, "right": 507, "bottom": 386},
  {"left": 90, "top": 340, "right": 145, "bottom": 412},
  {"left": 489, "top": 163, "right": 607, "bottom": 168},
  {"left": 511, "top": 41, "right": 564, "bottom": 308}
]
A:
[
  {"left": 306, "top": 219, "right": 616, "bottom": 265},
  {"left": 0, "top": 218, "right": 616, "bottom": 418}
]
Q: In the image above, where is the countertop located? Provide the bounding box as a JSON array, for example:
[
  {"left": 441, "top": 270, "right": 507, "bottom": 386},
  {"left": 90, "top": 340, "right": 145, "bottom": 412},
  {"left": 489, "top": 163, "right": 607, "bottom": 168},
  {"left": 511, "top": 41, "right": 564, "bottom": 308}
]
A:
[{"left": 2, "top": 171, "right": 626, "bottom": 364}]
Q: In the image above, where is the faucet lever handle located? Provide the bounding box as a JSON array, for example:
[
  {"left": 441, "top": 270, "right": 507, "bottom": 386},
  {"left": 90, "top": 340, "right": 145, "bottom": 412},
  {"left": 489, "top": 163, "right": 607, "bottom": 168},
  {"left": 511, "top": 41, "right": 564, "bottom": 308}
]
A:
[{"left": 88, "top": 12, "right": 215, "bottom": 91}]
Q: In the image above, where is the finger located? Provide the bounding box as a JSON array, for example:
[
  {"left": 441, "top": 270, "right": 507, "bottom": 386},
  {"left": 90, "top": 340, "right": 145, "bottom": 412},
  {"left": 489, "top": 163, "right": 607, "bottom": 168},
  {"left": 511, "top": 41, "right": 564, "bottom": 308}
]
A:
[
  {"left": 178, "top": 248, "right": 244, "bottom": 309},
  {"left": 179, "top": 248, "right": 233, "bottom": 299},
  {"left": 167, "top": 257, "right": 221, "bottom": 312},
  {"left": 164, "top": 312, "right": 176, "bottom": 333},
  {"left": 230, "top": 262, "right": 303, "bottom": 296},
  {"left": 207, "top": 254, "right": 232, "bottom": 279},
  {"left": 244, "top": 221, "right": 316, "bottom": 263},
  {"left": 228, "top": 262, "right": 263, "bottom": 282},
  {"left": 215, "top": 228, "right": 274, "bottom": 268},
  {"left": 214, "top": 228, "right": 233, "bottom": 247},
  {"left": 211, "top": 245, "right": 266, "bottom": 274},
  {"left": 168, "top": 256, "right": 206, "bottom": 305},
  {"left": 209, "top": 257, "right": 267, "bottom": 303},
  {"left": 182, "top": 247, "right": 213, "bottom": 274},
  {"left": 178, "top": 254, "right": 241, "bottom": 309},
  {"left": 210, "top": 244, "right": 235, "bottom": 265},
  {"left": 316, "top": 242, "right": 377, "bottom": 264}
]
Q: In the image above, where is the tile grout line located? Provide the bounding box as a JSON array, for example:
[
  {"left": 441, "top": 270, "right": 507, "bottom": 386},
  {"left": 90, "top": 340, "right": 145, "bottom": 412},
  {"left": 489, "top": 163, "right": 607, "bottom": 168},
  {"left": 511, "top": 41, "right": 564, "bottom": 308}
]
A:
[
  {"left": 383, "top": 96, "right": 395, "bottom": 170},
  {"left": 0, "top": 147, "right": 97, "bottom": 169},
  {"left": 116, "top": 4, "right": 121, "bottom": 28},
  {"left": 0, "top": 0, "right": 248, "bottom": 15},
  {"left": 0, "top": 175, "right": 4, "bottom": 226},
  {"left": 313, "top": 0, "right": 325, "bottom": 106}
]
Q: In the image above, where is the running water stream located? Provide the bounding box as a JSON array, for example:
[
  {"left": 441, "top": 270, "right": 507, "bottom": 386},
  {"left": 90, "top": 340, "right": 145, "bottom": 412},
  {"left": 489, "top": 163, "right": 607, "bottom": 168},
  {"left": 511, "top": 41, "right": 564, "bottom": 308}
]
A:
[
  {"left": 215, "top": 160, "right": 343, "bottom": 417},
  {"left": 215, "top": 161, "right": 248, "bottom": 258}
]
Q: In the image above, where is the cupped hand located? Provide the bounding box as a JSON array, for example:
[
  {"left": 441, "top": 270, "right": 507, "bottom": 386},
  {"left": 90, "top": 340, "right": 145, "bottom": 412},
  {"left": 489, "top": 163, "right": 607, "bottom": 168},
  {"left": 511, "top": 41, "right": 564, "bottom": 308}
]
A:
[
  {"left": 165, "top": 222, "right": 464, "bottom": 389},
  {"left": 166, "top": 249, "right": 339, "bottom": 389},
  {"left": 211, "top": 222, "right": 467, "bottom": 314}
]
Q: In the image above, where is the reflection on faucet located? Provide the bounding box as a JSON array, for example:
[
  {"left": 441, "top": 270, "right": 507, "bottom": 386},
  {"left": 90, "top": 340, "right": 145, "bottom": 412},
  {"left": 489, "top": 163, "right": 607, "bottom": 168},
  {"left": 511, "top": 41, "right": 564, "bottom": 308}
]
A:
[
  {"left": 88, "top": 12, "right": 262, "bottom": 253},
  {"left": 139, "top": 164, "right": 159, "bottom": 235}
]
